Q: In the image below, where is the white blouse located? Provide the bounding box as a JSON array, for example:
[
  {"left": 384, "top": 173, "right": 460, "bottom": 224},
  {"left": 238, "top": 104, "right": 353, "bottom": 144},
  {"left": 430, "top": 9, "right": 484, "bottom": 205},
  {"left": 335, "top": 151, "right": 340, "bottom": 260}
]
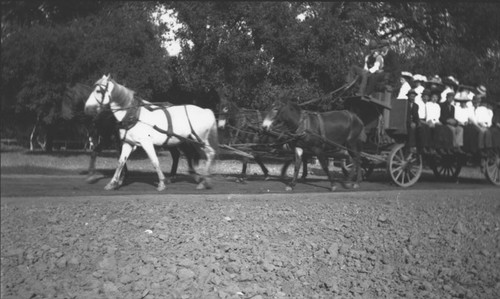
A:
[
  {"left": 471, "top": 106, "right": 493, "bottom": 128},
  {"left": 414, "top": 85, "right": 426, "bottom": 119},
  {"left": 397, "top": 82, "right": 412, "bottom": 100},
  {"left": 454, "top": 104, "right": 474, "bottom": 125},
  {"left": 425, "top": 102, "right": 441, "bottom": 124}
]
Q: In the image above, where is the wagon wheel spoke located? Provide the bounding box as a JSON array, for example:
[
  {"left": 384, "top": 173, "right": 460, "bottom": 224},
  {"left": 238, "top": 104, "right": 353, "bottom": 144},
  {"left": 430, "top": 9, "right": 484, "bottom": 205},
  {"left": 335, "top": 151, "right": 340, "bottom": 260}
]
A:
[
  {"left": 408, "top": 167, "right": 418, "bottom": 180},
  {"left": 391, "top": 164, "right": 404, "bottom": 176},
  {"left": 393, "top": 167, "right": 404, "bottom": 182}
]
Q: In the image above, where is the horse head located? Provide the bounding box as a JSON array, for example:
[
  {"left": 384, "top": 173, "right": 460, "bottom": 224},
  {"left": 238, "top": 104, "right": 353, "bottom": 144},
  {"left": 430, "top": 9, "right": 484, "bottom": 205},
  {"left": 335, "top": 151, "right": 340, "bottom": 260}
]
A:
[
  {"left": 85, "top": 74, "right": 113, "bottom": 115},
  {"left": 217, "top": 99, "right": 237, "bottom": 129},
  {"left": 262, "top": 99, "right": 301, "bottom": 132}
]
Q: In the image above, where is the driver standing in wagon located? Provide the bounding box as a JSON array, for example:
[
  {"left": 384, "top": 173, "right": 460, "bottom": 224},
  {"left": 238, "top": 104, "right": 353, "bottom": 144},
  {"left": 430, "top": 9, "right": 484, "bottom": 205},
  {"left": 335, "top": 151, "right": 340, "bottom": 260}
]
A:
[{"left": 345, "top": 39, "right": 382, "bottom": 96}]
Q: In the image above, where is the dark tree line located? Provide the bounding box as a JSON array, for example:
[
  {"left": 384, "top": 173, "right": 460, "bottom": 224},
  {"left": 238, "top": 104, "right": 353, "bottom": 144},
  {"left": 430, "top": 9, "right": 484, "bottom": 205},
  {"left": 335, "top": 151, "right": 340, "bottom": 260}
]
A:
[{"left": 2, "top": 1, "right": 499, "bottom": 148}]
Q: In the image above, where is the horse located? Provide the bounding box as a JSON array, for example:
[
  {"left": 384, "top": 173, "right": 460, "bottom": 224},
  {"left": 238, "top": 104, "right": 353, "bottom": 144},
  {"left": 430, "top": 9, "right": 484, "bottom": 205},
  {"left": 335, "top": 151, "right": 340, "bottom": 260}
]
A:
[
  {"left": 262, "top": 100, "right": 365, "bottom": 191},
  {"left": 217, "top": 100, "right": 310, "bottom": 181},
  {"left": 84, "top": 74, "right": 218, "bottom": 191},
  {"left": 61, "top": 83, "right": 200, "bottom": 184}
]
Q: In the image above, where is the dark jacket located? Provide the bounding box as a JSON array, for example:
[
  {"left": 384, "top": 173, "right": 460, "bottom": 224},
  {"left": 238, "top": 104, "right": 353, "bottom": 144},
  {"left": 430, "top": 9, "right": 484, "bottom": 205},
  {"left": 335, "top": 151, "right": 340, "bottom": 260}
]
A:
[
  {"left": 439, "top": 102, "right": 455, "bottom": 124},
  {"left": 407, "top": 102, "right": 420, "bottom": 127}
]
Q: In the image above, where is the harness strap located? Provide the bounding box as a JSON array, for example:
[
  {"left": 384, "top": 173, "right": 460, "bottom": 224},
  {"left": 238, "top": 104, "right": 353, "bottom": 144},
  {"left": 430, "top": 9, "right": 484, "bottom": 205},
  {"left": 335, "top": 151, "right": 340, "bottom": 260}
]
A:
[
  {"left": 185, "top": 106, "right": 203, "bottom": 144},
  {"left": 299, "top": 112, "right": 326, "bottom": 141},
  {"left": 152, "top": 107, "right": 174, "bottom": 145},
  {"left": 315, "top": 113, "right": 326, "bottom": 140}
]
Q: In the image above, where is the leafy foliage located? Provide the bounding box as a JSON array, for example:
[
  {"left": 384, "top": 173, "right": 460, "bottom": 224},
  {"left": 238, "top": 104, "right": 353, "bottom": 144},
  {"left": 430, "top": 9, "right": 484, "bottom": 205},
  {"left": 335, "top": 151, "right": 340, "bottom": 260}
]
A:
[{"left": 1, "top": 1, "right": 499, "bottom": 146}]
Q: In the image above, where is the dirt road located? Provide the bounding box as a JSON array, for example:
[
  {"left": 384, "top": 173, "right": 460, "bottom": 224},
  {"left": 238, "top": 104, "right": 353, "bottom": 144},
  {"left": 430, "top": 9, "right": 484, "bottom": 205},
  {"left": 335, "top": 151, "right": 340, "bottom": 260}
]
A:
[{"left": 1, "top": 152, "right": 500, "bottom": 299}]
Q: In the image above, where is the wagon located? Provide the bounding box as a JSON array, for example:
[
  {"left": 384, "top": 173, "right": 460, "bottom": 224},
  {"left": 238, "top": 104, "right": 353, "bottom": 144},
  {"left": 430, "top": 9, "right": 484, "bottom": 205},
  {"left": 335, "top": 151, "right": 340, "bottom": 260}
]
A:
[{"left": 341, "top": 85, "right": 500, "bottom": 187}]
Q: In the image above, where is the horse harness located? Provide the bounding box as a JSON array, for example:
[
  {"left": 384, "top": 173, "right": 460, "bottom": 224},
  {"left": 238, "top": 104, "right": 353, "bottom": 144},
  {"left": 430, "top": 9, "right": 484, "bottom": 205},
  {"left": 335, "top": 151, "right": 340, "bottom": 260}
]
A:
[
  {"left": 298, "top": 111, "right": 327, "bottom": 141},
  {"left": 117, "top": 99, "right": 204, "bottom": 147}
]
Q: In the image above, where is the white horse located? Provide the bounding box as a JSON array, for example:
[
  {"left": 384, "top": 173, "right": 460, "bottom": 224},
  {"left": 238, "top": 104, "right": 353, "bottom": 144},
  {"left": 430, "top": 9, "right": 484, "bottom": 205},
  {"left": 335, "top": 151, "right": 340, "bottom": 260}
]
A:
[{"left": 84, "top": 74, "right": 218, "bottom": 191}]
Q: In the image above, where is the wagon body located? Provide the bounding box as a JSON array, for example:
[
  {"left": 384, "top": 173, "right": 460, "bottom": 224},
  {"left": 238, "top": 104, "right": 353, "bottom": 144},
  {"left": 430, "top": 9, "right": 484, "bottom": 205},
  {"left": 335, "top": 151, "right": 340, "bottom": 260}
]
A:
[{"left": 343, "top": 84, "right": 500, "bottom": 187}]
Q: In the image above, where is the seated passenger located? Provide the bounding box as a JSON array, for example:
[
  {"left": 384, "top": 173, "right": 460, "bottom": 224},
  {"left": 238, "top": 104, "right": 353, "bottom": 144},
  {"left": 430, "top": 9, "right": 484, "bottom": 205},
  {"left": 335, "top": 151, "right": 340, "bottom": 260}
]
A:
[
  {"left": 440, "top": 76, "right": 459, "bottom": 104},
  {"left": 413, "top": 75, "right": 427, "bottom": 121},
  {"left": 470, "top": 92, "right": 494, "bottom": 149},
  {"left": 426, "top": 90, "right": 442, "bottom": 127},
  {"left": 406, "top": 89, "right": 420, "bottom": 151},
  {"left": 439, "top": 91, "right": 464, "bottom": 153},
  {"left": 396, "top": 71, "right": 413, "bottom": 100},
  {"left": 418, "top": 89, "right": 435, "bottom": 153}
]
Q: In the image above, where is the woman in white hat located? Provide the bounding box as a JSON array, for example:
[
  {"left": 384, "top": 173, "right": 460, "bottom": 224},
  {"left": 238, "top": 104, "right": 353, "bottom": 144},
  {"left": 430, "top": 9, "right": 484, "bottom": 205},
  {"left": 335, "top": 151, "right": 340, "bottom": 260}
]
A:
[
  {"left": 440, "top": 76, "right": 459, "bottom": 103},
  {"left": 396, "top": 71, "right": 413, "bottom": 100},
  {"left": 413, "top": 74, "right": 427, "bottom": 121}
]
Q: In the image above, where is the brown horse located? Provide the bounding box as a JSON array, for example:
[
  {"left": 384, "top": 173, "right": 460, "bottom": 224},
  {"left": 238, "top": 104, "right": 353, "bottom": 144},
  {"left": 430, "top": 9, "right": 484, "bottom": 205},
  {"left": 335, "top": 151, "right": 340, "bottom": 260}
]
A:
[
  {"left": 217, "top": 100, "right": 310, "bottom": 181},
  {"left": 262, "top": 100, "right": 365, "bottom": 191}
]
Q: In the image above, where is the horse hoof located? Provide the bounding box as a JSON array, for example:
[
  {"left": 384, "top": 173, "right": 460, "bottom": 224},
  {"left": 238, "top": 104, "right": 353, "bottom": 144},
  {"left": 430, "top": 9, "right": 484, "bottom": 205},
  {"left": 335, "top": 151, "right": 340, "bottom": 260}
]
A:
[
  {"left": 157, "top": 182, "right": 166, "bottom": 191},
  {"left": 264, "top": 175, "right": 271, "bottom": 181},
  {"left": 330, "top": 186, "right": 337, "bottom": 192},
  {"left": 104, "top": 182, "right": 118, "bottom": 190},
  {"left": 196, "top": 182, "right": 206, "bottom": 190},
  {"left": 285, "top": 186, "right": 293, "bottom": 192},
  {"left": 352, "top": 183, "right": 360, "bottom": 189},
  {"left": 203, "top": 178, "right": 213, "bottom": 189}
]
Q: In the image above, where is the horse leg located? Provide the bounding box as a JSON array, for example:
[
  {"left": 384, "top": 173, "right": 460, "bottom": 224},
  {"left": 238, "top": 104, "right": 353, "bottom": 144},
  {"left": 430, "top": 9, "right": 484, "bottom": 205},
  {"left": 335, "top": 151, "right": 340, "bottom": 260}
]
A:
[
  {"left": 113, "top": 134, "right": 128, "bottom": 186},
  {"left": 141, "top": 141, "right": 167, "bottom": 191},
  {"left": 254, "top": 156, "right": 270, "bottom": 181},
  {"left": 86, "top": 142, "right": 101, "bottom": 183},
  {"left": 105, "top": 143, "right": 134, "bottom": 190},
  {"left": 236, "top": 159, "right": 248, "bottom": 183},
  {"left": 186, "top": 154, "right": 201, "bottom": 184},
  {"left": 168, "top": 147, "right": 180, "bottom": 184},
  {"left": 301, "top": 156, "right": 308, "bottom": 180},
  {"left": 345, "top": 142, "right": 361, "bottom": 189},
  {"left": 198, "top": 143, "right": 216, "bottom": 190},
  {"left": 316, "top": 153, "right": 337, "bottom": 192},
  {"left": 287, "top": 147, "right": 303, "bottom": 191},
  {"left": 280, "top": 160, "right": 292, "bottom": 179}
]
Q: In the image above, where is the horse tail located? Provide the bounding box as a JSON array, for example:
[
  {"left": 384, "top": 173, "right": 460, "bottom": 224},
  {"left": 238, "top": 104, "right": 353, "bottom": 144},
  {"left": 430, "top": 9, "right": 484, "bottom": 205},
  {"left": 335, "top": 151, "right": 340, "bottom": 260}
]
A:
[{"left": 179, "top": 142, "right": 201, "bottom": 168}]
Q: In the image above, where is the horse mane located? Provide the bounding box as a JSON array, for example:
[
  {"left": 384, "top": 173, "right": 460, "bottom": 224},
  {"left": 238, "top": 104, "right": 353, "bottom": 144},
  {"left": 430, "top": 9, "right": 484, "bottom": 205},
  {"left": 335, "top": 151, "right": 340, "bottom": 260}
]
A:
[
  {"left": 61, "top": 83, "right": 94, "bottom": 120},
  {"left": 110, "top": 79, "right": 135, "bottom": 107}
]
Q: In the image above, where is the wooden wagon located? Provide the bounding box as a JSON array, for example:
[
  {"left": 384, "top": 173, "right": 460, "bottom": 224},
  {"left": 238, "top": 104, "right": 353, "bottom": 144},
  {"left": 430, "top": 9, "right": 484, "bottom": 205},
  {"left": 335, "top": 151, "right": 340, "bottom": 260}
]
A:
[{"left": 342, "top": 86, "right": 500, "bottom": 187}]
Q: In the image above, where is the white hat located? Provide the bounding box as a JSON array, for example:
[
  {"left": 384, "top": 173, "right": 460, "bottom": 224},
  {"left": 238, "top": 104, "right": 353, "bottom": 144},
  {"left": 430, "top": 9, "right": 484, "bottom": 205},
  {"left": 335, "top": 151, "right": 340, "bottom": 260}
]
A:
[
  {"left": 401, "top": 71, "right": 413, "bottom": 78},
  {"left": 412, "top": 74, "right": 426, "bottom": 82},
  {"left": 445, "top": 76, "right": 459, "bottom": 86},
  {"left": 476, "top": 85, "right": 487, "bottom": 96}
]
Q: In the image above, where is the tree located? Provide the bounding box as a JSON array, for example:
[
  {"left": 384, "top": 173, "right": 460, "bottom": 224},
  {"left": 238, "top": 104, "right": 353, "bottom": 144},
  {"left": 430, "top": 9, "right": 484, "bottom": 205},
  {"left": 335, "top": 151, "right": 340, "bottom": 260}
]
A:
[{"left": 1, "top": 1, "right": 172, "bottom": 149}]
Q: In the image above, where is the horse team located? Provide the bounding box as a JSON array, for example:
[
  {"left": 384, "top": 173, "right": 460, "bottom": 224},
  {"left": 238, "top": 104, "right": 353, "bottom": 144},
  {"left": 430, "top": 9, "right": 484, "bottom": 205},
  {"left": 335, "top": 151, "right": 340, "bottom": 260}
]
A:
[{"left": 79, "top": 74, "right": 367, "bottom": 192}]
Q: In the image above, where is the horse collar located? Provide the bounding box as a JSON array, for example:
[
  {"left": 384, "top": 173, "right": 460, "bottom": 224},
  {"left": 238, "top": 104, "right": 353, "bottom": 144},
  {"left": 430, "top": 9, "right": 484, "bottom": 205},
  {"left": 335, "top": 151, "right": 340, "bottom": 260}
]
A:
[{"left": 118, "top": 98, "right": 141, "bottom": 130}]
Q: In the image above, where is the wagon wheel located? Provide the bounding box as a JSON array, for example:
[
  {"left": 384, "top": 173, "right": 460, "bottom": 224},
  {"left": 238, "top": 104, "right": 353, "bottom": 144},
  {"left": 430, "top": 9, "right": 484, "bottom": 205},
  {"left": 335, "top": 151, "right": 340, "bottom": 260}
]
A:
[
  {"left": 484, "top": 150, "right": 500, "bottom": 186},
  {"left": 341, "top": 158, "right": 374, "bottom": 180},
  {"left": 387, "top": 143, "right": 422, "bottom": 187},
  {"left": 429, "top": 155, "right": 462, "bottom": 180}
]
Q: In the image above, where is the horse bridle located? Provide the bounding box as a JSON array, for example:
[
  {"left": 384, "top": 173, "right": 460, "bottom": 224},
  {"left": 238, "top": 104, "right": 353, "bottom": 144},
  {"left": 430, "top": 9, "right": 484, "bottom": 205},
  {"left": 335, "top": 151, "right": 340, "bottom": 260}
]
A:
[{"left": 93, "top": 81, "right": 110, "bottom": 106}]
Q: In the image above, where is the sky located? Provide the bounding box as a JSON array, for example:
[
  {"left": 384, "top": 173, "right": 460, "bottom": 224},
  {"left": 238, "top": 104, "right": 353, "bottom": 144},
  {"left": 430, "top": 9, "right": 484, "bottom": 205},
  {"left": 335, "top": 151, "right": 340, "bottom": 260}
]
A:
[{"left": 155, "top": 8, "right": 183, "bottom": 56}]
